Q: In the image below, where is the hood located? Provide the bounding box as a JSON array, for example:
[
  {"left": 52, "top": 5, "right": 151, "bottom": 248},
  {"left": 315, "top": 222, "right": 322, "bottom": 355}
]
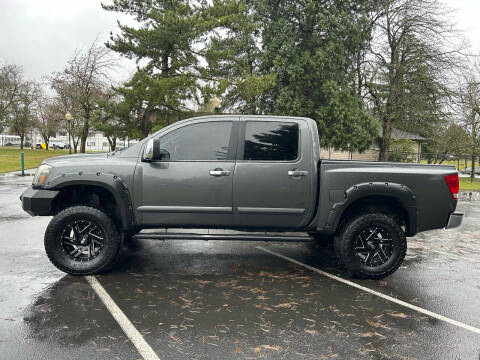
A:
[{"left": 43, "top": 152, "right": 108, "bottom": 166}]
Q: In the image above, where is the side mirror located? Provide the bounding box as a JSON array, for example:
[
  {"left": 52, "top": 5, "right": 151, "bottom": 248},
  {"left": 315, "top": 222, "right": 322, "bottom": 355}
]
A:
[
  {"left": 142, "top": 138, "right": 162, "bottom": 162},
  {"left": 159, "top": 148, "right": 170, "bottom": 161},
  {"left": 152, "top": 138, "right": 161, "bottom": 160}
]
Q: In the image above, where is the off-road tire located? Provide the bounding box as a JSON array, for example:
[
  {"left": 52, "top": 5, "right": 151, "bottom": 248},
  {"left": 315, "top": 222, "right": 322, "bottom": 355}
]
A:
[
  {"left": 334, "top": 213, "right": 407, "bottom": 279},
  {"left": 44, "top": 206, "right": 121, "bottom": 275}
]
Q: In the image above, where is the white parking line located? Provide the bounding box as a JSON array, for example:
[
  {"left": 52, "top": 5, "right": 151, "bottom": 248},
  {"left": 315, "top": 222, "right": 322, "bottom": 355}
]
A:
[
  {"left": 256, "top": 245, "right": 480, "bottom": 335},
  {"left": 85, "top": 276, "right": 160, "bottom": 360}
]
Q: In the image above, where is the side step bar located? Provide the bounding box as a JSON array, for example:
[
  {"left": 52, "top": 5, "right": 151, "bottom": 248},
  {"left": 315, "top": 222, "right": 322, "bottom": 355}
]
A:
[{"left": 132, "top": 232, "right": 314, "bottom": 242}]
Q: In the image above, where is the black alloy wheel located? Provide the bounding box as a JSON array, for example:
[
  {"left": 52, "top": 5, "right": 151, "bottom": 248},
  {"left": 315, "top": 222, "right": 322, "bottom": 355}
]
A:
[
  {"left": 354, "top": 226, "right": 394, "bottom": 267},
  {"left": 60, "top": 220, "right": 105, "bottom": 262},
  {"left": 45, "top": 206, "right": 121, "bottom": 275},
  {"left": 334, "top": 213, "right": 407, "bottom": 279}
]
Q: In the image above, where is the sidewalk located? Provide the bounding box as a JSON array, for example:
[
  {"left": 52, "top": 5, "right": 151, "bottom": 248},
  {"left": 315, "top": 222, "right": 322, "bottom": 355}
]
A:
[{"left": 0, "top": 168, "right": 36, "bottom": 177}]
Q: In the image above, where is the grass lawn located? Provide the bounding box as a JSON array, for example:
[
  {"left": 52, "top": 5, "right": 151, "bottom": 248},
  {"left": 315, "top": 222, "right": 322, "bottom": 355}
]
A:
[
  {"left": 0, "top": 147, "right": 70, "bottom": 174},
  {"left": 459, "top": 177, "right": 480, "bottom": 191}
]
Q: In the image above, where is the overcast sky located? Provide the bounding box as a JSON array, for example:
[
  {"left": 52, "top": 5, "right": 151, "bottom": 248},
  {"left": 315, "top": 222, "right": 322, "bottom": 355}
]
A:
[
  {"left": 0, "top": 0, "right": 479, "bottom": 83},
  {"left": 0, "top": 0, "right": 136, "bottom": 83}
]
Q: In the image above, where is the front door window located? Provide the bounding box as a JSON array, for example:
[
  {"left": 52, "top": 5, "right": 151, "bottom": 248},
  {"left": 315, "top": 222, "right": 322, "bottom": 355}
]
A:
[{"left": 159, "top": 121, "right": 233, "bottom": 161}]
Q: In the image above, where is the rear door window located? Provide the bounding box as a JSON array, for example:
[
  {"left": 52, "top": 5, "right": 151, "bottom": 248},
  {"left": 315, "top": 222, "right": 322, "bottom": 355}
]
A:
[{"left": 243, "top": 121, "right": 299, "bottom": 161}]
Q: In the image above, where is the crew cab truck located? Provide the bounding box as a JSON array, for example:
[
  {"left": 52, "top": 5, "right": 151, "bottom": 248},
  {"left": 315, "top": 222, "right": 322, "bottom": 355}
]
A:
[{"left": 20, "top": 115, "right": 463, "bottom": 279}]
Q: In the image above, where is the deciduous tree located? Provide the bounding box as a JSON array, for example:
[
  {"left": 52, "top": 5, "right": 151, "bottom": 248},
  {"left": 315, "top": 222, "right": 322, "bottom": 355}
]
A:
[
  {"left": 50, "top": 41, "right": 115, "bottom": 152},
  {"left": 0, "top": 64, "right": 23, "bottom": 132},
  {"left": 364, "top": 0, "right": 462, "bottom": 160},
  {"left": 458, "top": 73, "right": 480, "bottom": 181},
  {"left": 49, "top": 74, "right": 83, "bottom": 153},
  {"left": 423, "top": 123, "right": 469, "bottom": 164},
  {"left": 8, "top": 81, "right": 39, "bottom": 149},
  {"left": 35, "top": 94, "right": 62, "bottom": 150}
]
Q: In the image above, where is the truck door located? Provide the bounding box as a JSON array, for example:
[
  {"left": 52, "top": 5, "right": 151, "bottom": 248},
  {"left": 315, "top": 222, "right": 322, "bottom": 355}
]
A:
[
  {"left": 233, "top": 118, "right": 314, "bottom": 228},
  {"left": 137, "top": 118, "right": 237, "bottom": 227}
]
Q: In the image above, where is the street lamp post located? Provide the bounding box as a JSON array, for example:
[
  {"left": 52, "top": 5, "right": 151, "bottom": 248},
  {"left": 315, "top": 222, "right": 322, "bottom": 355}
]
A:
[{"left": 65, "top": 112, "right": 72, "bottom": 155}]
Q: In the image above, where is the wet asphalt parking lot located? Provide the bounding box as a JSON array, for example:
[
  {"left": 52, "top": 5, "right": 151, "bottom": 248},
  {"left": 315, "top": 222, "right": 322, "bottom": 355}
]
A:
[{"left": 0, "top": 173, "right": 479, "bottom": 360}]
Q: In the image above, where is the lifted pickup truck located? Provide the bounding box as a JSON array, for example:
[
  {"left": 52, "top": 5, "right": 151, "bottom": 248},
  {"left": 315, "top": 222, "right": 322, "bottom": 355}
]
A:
[{"left": 21, "top": 115, "right": 463, "bottom": 279}]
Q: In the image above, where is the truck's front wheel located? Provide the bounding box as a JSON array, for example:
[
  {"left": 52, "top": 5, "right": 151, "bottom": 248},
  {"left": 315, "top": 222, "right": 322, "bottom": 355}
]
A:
[
  {"left": 334, "top": 213, "right": 406, "bottom": 279},
  {"left": 44, "top": 206, "right": 122, "bottom": 275}
]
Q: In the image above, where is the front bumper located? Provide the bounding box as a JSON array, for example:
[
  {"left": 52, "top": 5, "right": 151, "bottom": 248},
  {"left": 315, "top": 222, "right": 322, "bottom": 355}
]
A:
[
  {"left": 20, "top": 187, "right": 59, "bottom": 216},
  {"left": 445, "top": 212, "right": 464, "bottom": 229}
]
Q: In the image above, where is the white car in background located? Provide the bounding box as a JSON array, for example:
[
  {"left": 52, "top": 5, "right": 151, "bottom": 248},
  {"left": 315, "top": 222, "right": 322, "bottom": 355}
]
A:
[{"left": 49, "top": 142, "right": 67, "bottom": 149}]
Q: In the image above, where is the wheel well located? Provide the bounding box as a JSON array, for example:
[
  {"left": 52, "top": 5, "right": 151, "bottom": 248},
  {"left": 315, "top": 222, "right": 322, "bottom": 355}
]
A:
[
  {"left": 51, "top": 185, "right": 121, "bottom": 227},
  {"left": 338, "top": 195, "right": 408, "bottom": 230}
]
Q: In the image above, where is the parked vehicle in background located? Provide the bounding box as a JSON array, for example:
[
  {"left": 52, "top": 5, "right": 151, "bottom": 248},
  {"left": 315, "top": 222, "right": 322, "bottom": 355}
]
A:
[
  {"left": 459, "top": 167, "right": 480, "bottom": 175},
  {"left": 49, "top": 142, "right": 67, "bottom": 150},
  {"left": 20, "top": 115, "right": 463, "bottom": 280},
  {"left": 0, "top": 134, "right": 21, "bottom": 147},
  {"left": 35, "top": 142, "right": 65, "bottom": 150}
]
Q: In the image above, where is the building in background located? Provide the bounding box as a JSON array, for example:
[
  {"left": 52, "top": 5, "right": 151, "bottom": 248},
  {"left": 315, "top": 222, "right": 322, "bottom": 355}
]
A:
[
  {"left": 1, "top": 128, "right": 137, "bottom": 152},
  {"left": 320, "top": 127, "right": 428, "bottom": 163},
  {"left": 31, "top": 130, "right": 138, "bottom": 151}
]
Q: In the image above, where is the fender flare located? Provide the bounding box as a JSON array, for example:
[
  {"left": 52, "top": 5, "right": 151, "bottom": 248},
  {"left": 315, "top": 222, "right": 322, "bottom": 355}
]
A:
[
  {"left": 46, "top": 171, "right": 136, "bottom": 230},
  {"left": 325, "top": 182, "right": 418, "bottom": 236}
]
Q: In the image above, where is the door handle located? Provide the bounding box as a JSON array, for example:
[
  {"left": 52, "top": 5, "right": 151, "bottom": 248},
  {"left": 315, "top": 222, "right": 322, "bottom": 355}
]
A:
[
  {"left": 210, "top": 169, "right": 231, "bottom": 177},
  {"left": 288, "top": 169, "right": 308, "bottom": 177}
]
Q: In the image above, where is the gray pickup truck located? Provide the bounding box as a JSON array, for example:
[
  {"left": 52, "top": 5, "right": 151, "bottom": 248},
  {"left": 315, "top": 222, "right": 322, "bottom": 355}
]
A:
[{"left": 21, "top": 115, "right": 463, "bottom": 279}]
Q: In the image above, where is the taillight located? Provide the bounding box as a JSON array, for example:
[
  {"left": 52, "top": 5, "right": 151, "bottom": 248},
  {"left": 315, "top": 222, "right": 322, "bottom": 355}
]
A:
[{"left": 444, "top": 173, "right": 459, "bottom": 199}]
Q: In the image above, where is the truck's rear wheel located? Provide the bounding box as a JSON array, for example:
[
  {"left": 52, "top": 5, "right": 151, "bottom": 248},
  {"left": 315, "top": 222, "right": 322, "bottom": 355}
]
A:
[
  {"left": 44, "top": 206, "right": 121, "bottom": 275},
  {"left": 334, "top": 213, "right": 406, "bottom": 279}
]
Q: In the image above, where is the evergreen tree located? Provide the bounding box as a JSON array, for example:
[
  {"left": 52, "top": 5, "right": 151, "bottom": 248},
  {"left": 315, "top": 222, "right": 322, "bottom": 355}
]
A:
[
  {"left": 204, "top": 0, "right": 275, "bottom": 114},
  {"left": 103, "top": 0, "right": 230, "bottom": 137},
  {"left": 104, "top": 0, "right": 378, "bottom": 150},
  {"left": 245, "top": 0, "right": 377, "bottom": 151}
]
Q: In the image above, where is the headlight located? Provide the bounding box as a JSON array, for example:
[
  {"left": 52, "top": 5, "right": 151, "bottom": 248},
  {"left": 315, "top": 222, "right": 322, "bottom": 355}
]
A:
[{"left": 32, "top": 164, "right": 53, "bottom": 187}]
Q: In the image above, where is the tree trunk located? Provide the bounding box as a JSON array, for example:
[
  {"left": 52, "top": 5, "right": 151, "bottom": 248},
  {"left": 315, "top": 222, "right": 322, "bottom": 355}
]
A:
[
  {"left": 378, "top": 115, "right": 392, "bottom": 161},
  {"left": 43, "top": 134, "right": 50, "bottom": 150},
  {"left": 356, "top": 51, "right": 363, "bottom": 97},
  {"left": 80, "top": 134, "right": 87, "bottom": 153},
  {"left": 471, "top": 151, "right": 475, "bottom": 183},
  {"left": 141, "top": 109, "right": 152, "bottom": 138},
  {"left": 80, "top": 122, "right": 88, "bottom": 153},
  {"left": 20, "top": 134, "right": 24, "bottom": 150},
  {"left": 107, "top": 136, "right": 116, "bottom": 151}
]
